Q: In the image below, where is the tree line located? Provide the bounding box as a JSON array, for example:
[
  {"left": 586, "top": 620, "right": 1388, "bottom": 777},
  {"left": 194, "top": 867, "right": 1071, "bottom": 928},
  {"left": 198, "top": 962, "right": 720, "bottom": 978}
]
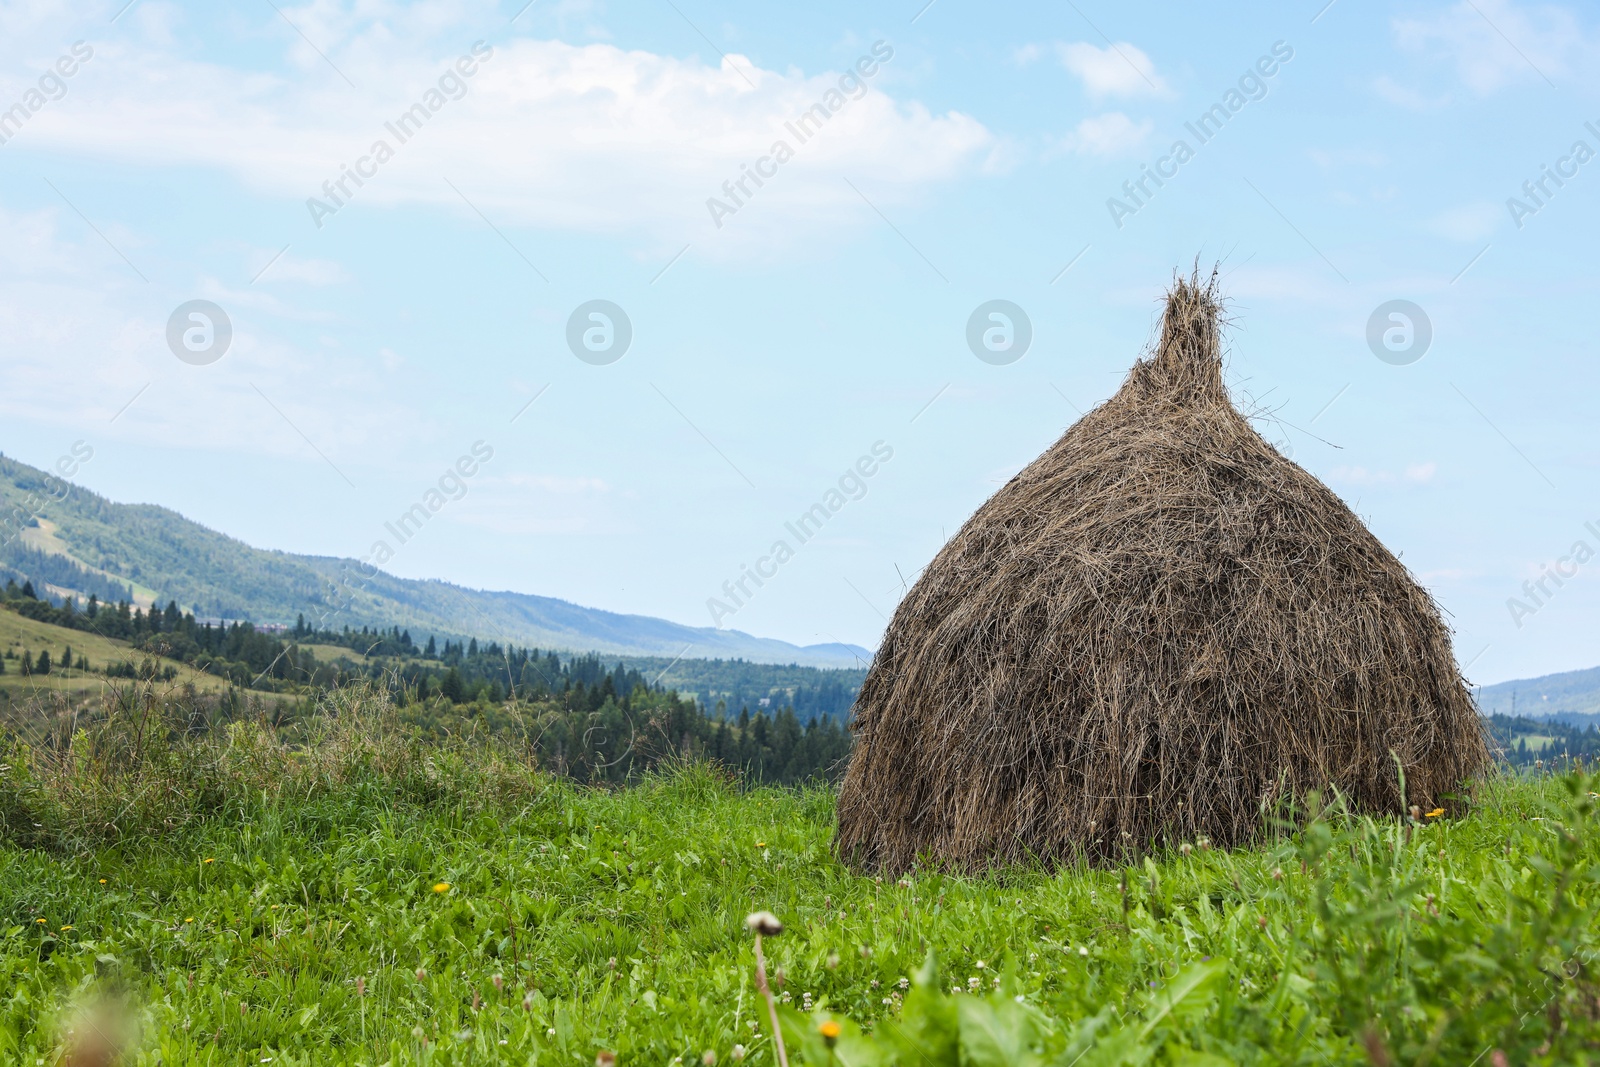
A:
[
  {"left": 1, "top": 585, "right": 854, "bottom": 784},
  {"left": 1484, "top": 713, "right": 1600, "bottom": 768}
]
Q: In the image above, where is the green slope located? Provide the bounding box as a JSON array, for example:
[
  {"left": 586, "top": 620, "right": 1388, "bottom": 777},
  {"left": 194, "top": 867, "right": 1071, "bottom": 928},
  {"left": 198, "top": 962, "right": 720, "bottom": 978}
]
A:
[
  {"left": 0, "top": 453, "right": 871, "bottom": 667},
  {"left": 1476, "top": 664, "right": 1600, "bottom": 728},
  {"left": 0, "top": 600, "right": 228, "bottom": 706}
]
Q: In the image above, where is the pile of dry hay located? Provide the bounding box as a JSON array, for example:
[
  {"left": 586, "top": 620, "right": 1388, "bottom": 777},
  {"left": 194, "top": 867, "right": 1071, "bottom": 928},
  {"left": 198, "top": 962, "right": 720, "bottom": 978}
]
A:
[{"left": 836, "top": 270, "right": 1489, "bottom": 872}]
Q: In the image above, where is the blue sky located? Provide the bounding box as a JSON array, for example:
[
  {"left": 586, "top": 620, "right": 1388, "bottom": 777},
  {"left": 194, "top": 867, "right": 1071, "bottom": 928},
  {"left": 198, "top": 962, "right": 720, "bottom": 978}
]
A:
[{"left": 1, "top": 0, "right": 1596, "bottom": 684}]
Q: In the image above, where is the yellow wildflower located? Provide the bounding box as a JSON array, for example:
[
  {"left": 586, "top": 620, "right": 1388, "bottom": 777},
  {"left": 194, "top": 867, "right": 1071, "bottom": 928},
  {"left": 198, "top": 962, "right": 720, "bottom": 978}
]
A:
[
  {"left": 433, "top": 882, "right": 451, "bottom": 894},
  {"left": 1425, "top": 808, "right": 1445, "bottom": 819}
]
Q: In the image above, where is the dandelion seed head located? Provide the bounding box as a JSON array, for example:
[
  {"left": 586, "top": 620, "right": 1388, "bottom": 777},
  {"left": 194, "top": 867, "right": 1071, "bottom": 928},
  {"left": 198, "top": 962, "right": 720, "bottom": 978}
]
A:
[{"left": 744, "top": 911, "right": 782, "bottom": 936}]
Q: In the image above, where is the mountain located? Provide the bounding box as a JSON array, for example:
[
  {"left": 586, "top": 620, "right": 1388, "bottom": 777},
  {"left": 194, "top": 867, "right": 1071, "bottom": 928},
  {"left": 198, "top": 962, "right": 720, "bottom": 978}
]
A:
[
  {"left": 1475, "top": 665, "right": 1600, "bottom": 730},
  {"left": 0, "top": 453, "right": 873, "bottom": 669}
]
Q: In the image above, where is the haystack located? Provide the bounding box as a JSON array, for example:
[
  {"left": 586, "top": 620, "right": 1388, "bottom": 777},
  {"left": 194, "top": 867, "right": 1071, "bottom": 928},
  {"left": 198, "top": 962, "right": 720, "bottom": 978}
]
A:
[{"left": 836, "top": 270, "right": 1489, "bottom": 872}]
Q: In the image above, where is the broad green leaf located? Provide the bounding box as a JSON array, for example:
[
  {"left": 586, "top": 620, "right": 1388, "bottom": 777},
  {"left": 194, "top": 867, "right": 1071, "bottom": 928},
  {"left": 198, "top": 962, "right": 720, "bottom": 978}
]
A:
[
  {"left": 1138, "top": 960, "right": 1223, "bottom": 1040},
  {"left": 957, "top": 996, "right": 1044, "bottom": 1067}
]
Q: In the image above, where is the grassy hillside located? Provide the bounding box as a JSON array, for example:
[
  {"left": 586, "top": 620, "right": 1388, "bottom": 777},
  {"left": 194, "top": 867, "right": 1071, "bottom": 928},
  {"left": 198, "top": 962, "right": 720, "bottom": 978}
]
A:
[
  {"left": 0, "top": 603, "right": 226, "bottom": 706},
  {"left": 0, "top": 453, "right": 870, "bottom": 668},
  {"left": 1477, "top": 664, "right": 1600, "bottom": 728},
  {"left": 1, "top": 689, "right": 1597, "bottom": 1064},
  {"left": 0, "top": 595, "right": 869, "bottom": 769}
]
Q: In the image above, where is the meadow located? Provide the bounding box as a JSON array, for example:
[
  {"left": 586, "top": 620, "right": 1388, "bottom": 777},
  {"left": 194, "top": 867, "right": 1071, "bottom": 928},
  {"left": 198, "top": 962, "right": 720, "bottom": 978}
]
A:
[
  {"left": 2, "top": 687, "right": 1598, "bottom": 1065},
  {"left": 0, "top": 606, "right": 227, "bottom": 705}
]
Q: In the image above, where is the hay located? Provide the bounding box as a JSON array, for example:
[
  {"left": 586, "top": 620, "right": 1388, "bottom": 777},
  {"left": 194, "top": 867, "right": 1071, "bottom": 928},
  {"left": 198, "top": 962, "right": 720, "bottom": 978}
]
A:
[{"left": 835, "top": 269, "right": 1490, "bottom": 873}]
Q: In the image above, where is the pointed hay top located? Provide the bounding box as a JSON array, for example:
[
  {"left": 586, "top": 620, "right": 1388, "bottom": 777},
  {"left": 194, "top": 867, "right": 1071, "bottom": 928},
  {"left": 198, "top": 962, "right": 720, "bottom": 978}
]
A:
[{"left": 1148, "top": 267, "right": 1226, "bottom": 403}]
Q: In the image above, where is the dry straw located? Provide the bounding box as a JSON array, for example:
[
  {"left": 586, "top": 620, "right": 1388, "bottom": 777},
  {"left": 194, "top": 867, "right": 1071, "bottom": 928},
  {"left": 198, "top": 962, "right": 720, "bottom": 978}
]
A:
[{"left": 836, "top": 268, "right": 1489, "bottom": 873}]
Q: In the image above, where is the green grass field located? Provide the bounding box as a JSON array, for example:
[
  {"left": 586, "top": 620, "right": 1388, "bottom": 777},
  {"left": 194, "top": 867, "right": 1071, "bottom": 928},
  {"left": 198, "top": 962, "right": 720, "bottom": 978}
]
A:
[
  {"left": 2, "top": 688, "right": 1598, "bottom": 1065},
  {"left": 0, "top": 606, "right": 227, "bottom": 705}
]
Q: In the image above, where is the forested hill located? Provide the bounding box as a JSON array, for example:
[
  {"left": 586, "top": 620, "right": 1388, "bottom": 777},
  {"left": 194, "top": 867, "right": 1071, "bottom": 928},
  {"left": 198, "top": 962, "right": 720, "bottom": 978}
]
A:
[
  {"left": 0, "top": 452, "right": 871, "bottom": 668},
  {"left": 1476, "top": 665, "right": 1600, "bottom": 729}
]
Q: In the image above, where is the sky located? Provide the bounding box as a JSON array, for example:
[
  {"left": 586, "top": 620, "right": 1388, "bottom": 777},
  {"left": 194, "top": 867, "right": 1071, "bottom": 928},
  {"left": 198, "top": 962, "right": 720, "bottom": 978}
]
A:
[{"left": 0, "top": 0, "right": 1596, "bottom": 685}]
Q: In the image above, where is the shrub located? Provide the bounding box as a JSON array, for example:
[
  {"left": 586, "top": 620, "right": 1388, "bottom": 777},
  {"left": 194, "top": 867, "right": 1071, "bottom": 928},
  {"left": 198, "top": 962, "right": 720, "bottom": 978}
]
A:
[{"left": 0, "top": 682, "right": 547, "bottom": 853}]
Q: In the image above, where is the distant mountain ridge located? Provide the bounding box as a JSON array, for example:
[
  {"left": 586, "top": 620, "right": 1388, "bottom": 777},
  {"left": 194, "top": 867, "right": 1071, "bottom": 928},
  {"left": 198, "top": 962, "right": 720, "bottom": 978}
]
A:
[
  {"left": 1476, "top": 665, "right": 1600, "bottom": 730},
  {"left": 0, "top": 452, "right": 873, "bottom": 668}
]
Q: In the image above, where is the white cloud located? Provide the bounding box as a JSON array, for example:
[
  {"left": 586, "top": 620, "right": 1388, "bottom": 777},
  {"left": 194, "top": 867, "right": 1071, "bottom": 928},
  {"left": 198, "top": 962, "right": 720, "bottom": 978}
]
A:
[
  {"left": 453, "top": 472, "right": 617, "bottom": 535},
  {"left": 1427, "top": 201, "right": 1502, "bottom": 242},
  {"left": 1054, "top": 111, "right": 1152, "bottom": 157},
  {"left": 0, "top": 205, "right": 85, "bottom": 277},
  {"left": 1330, "top": 462, "right": 1438, "bottom": 487},
  {"left": 253, "top": 251, "right": 351, "bottom": 285},
  {"left": 0, "top": 203, "right": 423, "bottom": 461},
  {"left": 1419, "top": 568, "right": 1468, "bottom": 582},
  {"left": 496, "top": 472, "right": 610, "bottom": 495},
  {"left": 1056, "top": 41, "right": 1168, "bottom": 98},
  {"left": 1371, "top": 75, "right": 1451, "bottom": 111},
  {"left": 1393, "top": 0, "right": 1592, "bottom": 95},
  {"left": 18, "top": 24, "right": 990, "bottom": 256},
  {"left": 1406, "top": 461, "right": 1439, "bottom": 483}
]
